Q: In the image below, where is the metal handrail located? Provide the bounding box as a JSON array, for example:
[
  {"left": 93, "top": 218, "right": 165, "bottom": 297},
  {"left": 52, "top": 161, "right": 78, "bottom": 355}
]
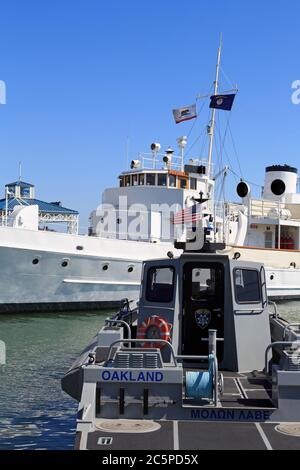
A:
[
  {"left": 265, "top": 341, "right": 300, "bottom": 375},
  {"left": 106, "top": 339, "right": 178, "bottom": 366},
  {"left": 268, "top": 301, "right": 279, "bottom": 318},
  {"left": 283, "top": 323, "right": 300, "bottom": 340},
  {"left": 234, "top": 308, "right": 264, "bottom": 314},
  {"left": 105, "top": 319, "right": 132, "bottom": 340},
  {"left": 176, "top": 355, "right": 208, "bottom": 361}
]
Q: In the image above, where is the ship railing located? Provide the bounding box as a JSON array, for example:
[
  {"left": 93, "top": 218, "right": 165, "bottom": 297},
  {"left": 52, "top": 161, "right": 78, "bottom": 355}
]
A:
[
  {"left": 250, "top": 199, "right": 286, "bottom": 219},
  {"left": 265, "top": 341, "right": 300, "bottom": 375},
  {"left": 283, "top": 323, "right": 300, "bottom": 341},
  {"left": 137, "top": 153, "right": 211, "bottom": 174}
]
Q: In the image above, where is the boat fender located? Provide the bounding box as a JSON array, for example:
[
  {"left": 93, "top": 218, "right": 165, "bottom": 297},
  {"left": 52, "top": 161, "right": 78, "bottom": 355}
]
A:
[{"left": 137, "top": 316, "right": 172, "bottom": 349}]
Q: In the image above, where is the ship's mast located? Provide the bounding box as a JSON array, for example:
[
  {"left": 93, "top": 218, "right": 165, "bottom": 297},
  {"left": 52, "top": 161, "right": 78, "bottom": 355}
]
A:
[{"left": 207, "top": 35, "right": 222, "bottom": 180}]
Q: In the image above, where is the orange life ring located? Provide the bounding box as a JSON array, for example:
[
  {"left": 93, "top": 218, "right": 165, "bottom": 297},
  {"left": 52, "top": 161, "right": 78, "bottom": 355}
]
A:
[{"left": 137, "top": 315, "right": 172, "bottom": 349}]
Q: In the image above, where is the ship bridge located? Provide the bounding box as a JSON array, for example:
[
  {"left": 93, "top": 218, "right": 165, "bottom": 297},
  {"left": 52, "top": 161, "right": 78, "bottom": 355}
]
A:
[{"left": 0, "top": 180, "right": 79, "bottom": 234}]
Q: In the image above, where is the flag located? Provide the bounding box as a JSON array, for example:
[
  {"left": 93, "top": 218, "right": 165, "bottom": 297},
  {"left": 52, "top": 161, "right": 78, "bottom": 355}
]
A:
[
  {"left": 210, "top": 94, "right": 236, "bottom": 111},
  {"left": 172, "top": 104, "right": 197, "bottom": 124},
  {"left": 172, "top": 204, "right": 202, "bottom": 225}
]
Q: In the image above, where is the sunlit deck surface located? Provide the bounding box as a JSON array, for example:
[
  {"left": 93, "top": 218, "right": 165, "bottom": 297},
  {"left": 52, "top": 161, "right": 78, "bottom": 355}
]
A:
[{"left": 75, "top": 372, "right": 300, "bottom": 450}]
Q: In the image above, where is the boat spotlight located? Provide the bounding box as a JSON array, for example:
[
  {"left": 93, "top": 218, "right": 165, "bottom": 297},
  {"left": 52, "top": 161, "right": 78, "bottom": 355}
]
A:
[
  {"left": 150, "top": 143, "right": 161, "bottom": 153},
  {"left": 130, "top": 160, "right": 141, "bottom": 169},
  {"left": 163, "top": 147, "right": 174, "bottom": 165}
]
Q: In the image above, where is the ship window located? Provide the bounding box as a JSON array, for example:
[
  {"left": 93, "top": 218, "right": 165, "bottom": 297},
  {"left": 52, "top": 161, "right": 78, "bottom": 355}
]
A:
[
  {"left": 180, "top": 178, "right": 188, "bottom": 189},
  {"left": 132, "top": 175, "right": 139, "bottom": 186},
  {"left": 146, "top": 174, "right": 156, "bottom": 186},
  {"left": 139, "top": 174, "right": 145, "bottom": 185},
  {"left": 146, "top": 267, "right": 174, "bottom": 303},
  {"left": 128, "top": 265, "right": 134, "bottom": 273},
  {"left": 32, "top": 258, "right": 40, "bottom": 265},
  {"left": 234, "top": 269, "right": 261, "bottom": 304},
  {"left": 102, "top": 264, "right": 109, "bottom": 271},
  {"left": 169, "top": 175, "right": 176, "bottom": 188},
  {"left": 157, "top": 174, "right": 167, "bottom": 187},
  {"left": 61, "top": 260, "right": 69, "bottom": 268},
  {"left": 125, "top": 176, "right": 131, "bottom": 187},
  {"left": 119, "top": 177, "right": 125, "bottom": 187},
  {"left": 264, "top": 231, "right": 273, "bottom": 249},
  {"left": 190, "top": 178, "right": 197, "bottom": 190}
]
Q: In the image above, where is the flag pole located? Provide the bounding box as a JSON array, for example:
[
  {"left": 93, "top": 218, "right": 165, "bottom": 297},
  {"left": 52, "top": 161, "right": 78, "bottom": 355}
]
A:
[{"left": 207, "top": 34, "right": 222, "bottom": 182}]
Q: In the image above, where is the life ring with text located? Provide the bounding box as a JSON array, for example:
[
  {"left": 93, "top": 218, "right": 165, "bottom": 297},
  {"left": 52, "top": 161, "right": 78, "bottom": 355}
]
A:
[{"left": 137, "top": 315, "right": 172, "bottom": 349}]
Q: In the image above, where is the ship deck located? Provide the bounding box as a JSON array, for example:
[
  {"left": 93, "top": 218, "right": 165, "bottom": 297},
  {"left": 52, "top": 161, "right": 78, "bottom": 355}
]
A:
[{"left": 75, "top": 372, "right": 300, "bottom": 450}]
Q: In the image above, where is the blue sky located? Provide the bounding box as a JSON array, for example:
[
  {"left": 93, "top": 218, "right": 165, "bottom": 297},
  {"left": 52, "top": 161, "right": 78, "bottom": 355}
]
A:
[{"left": 0, "top": 0, "right": 299, "bottom": 230}]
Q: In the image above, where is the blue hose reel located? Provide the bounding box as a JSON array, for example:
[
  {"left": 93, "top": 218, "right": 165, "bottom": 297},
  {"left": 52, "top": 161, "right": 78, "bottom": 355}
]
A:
[{"left": 186, "top": 354, "right": 215, "bottom": 400}]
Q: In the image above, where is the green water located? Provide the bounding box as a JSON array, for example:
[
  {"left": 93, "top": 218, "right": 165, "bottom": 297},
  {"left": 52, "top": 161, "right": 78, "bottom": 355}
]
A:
[
  {"left": 0, "top": 311, "right": 109, "bottom": 450},
  {"left": 0, "top": 303, "right": 299, "bottom": 450}
]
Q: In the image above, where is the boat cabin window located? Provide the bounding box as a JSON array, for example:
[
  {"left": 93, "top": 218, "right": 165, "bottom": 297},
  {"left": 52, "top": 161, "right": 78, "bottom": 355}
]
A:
[
  {"left": 146, "top": 267, "right": 174, "bottom": 303},
  {"left": 119, "top": 177, "right": 125, "bottom": 187},
  {"left": 234, "top": 269, "right": 261, "bottom": 304},
  {"left": 190, "top": 177, "right": 197, "bottom": 191},
  {"left": 158, "top": 174, "right": 167, "bottom": 187},
  {"left": 191, "top": 268, "right": 221, "bottom": 300},
  {"left": 169, "top": 175, "right": 177, "bottom": 188},
  {"left": 146, "top": 174, "right": 156, "bottom": 186},
  {"left": 139, "top": 174, "right": 145, "bottom": 185},
  {"left": 125, "top": 176, "right": 131, "bottom": 187}
]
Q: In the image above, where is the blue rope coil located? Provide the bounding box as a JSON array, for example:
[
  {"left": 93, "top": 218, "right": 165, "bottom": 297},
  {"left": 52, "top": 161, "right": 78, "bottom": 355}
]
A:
[{"left": 186, "top": 354, "right": 215, "bottom": 400}]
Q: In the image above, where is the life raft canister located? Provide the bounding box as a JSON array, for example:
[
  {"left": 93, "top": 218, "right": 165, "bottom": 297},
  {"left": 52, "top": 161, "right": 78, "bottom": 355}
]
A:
[{"left": 137, "top": 315, "right": 172, "bottom": 349}]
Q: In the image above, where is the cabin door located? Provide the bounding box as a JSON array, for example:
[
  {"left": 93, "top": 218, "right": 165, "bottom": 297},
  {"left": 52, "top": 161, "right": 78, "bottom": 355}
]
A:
[{"left": 182, "top": 263, "right": 224, "bottom": 361}]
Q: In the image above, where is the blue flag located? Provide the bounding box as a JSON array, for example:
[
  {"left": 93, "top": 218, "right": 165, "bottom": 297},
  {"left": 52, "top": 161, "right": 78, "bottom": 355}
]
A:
[{"left": 210, "top": 94, "right": 236, "bottom": 111}]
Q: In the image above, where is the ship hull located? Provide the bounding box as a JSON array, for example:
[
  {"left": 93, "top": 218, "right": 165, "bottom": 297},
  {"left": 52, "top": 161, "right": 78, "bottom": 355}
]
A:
[
  {"left": 0, "top": 226, "right": 177, "bottom": 313},
  {"left": 0, "top": 229, "right": 300, "bottom": 313}
]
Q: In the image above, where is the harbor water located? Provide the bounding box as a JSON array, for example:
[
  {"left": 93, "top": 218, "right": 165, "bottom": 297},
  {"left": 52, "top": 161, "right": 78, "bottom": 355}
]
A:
[{"left": 0, "top": 303, "right": 299, "bottom": 450}]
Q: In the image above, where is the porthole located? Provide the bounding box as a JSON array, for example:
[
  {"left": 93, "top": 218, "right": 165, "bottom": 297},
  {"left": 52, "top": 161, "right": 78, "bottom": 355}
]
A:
[
  {"left": 270, "top": 275, "right": 275, "bottom": 281},
  {"left": 102, "top": 264, "right": 109, "bottom": 271},
  {"left": 32, "top": 258, "right": 40, "bottom": 265},
  {"left": 128, "top": 265, "right": 134, "bottom": 273},
  {"left": 76, "top": 246, "right": 84, "bottom": 251},
  {"left": 61, "top": 260, "right": 69, "bottom": 268}
]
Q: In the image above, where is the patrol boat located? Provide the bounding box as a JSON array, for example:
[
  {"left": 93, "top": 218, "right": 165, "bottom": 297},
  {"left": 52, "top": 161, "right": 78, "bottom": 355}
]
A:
[{"left": 62, "top": 225, "right": 300, "bottom": 450}]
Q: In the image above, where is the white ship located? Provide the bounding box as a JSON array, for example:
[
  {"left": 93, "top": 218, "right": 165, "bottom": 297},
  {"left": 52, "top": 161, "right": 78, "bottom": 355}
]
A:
[
  {"left": 221, "top": 163, "right": 300, "bottom": 300},
  {"left": 0, "top": 149, "right": 215, "bottom": 312},
  {"left": 1, "top": 39, "right": 300, "bottom": 312}
]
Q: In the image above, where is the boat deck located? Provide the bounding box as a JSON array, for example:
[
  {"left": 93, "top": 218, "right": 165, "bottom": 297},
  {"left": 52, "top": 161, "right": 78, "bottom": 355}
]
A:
[
  {"left": 75, "top": 372, "right": 300, "bottom": 450},
  {"left": 80, "top": 421, "right": 300, "bottom": 451}
]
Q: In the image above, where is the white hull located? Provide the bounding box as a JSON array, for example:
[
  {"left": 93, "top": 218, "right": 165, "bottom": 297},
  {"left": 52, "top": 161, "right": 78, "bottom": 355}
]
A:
[
  {"left": 224, "top": 245, "right": 300, "bottom": 300},
  {"left": 0, "top": 226, "right": 179, "bottom": 312},
  {"left": 0, "top": 228, "right": 299, "bottom": 312}
]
